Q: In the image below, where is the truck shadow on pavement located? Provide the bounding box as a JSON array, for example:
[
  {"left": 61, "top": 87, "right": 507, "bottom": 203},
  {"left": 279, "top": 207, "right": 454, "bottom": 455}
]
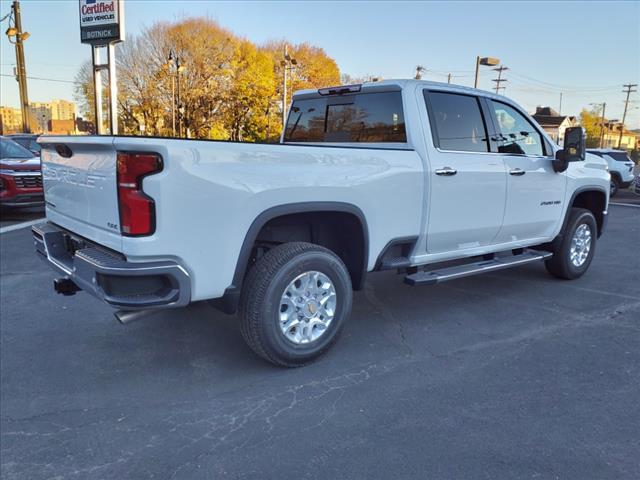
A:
[{"left": 96, "top": 263, "right": 564, "bottom": 375}]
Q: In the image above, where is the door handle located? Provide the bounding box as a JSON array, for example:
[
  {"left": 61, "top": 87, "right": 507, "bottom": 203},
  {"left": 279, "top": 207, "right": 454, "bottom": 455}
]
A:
[
  {"left": 509, "top": 168, "right": 526, "bottom": 176},
  {"left": 435, "top": 167, "right": 457, "bottom": 176}
]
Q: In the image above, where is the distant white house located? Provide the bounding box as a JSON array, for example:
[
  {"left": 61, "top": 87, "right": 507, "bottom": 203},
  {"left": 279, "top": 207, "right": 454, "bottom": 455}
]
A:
[{"left": 531, "top": 107, "right": 578, "bottom": 146}]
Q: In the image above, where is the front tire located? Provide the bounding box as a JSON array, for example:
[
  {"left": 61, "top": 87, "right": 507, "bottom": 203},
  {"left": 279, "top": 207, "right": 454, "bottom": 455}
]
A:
[
  {"left": 545, "top": 208, "right": 597, "bottom": 280},
  {"left": 239, "top": 242, "right": 353, "bottom": 367}
]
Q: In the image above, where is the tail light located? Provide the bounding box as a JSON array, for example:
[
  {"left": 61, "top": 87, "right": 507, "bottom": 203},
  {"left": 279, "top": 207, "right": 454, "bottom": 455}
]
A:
[{"left": 116, "top": 152, "right": 162, "bottom": 236}]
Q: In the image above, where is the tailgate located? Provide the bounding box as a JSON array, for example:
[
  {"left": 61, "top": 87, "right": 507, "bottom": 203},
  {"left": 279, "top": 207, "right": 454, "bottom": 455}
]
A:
[{"left": 39, "top": 136, "right": 122, "bottom": 251}]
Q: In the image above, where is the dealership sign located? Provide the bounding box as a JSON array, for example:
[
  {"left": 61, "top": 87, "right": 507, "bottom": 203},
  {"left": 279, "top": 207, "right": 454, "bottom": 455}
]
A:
[{"left": 79, "top": 0, "right": 125, "bottom": 44}]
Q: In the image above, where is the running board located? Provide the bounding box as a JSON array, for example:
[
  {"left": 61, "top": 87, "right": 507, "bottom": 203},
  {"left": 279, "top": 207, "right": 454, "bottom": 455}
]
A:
[{"left": 404, "top": 250, "right": 553, "bottom": 286}]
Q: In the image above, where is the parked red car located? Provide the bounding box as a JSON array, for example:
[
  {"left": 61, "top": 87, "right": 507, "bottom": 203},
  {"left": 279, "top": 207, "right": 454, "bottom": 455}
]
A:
[{"left": 0, "top": 136, "right": 44, "bottom": 207}]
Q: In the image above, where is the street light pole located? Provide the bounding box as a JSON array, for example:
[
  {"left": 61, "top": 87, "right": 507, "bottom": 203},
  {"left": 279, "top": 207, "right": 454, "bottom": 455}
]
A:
[
  {"left": 165, "top": 51, "right": 177, "bottom": 137},
  {"left": 171, "top": 74, "right": 175, "bottom": 136},
  {"left": 166, "top": 51, "right": 185, "bottom": 137},
  {"left": 282, "top": 45, "right": 287, "bottom": 129},
  {"left": 474, "top": 56, "right": 500, "bottom": 89},
  {"left": 177, "top": 61, "right": 182, "bottom": 137},
  {"left": 281, "top": 45, "right": 297, "bottom": 130}
]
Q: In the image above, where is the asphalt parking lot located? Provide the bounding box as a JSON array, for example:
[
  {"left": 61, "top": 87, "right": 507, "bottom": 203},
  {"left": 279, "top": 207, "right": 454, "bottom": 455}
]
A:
[
  {"left": 0, "top": 206, "right": 44, "bottom": 229},
  {"left": 1, "top": 204, "right": 639, "bottom": 479},
  {"left": 614, "top": 187, "right": 640, "bottom": 206}
]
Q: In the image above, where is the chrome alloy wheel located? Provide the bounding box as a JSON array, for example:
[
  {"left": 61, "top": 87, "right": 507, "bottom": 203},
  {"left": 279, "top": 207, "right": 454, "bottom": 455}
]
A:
[
  {"left": 570, "top": 223, "right": 592, "bottom": 267},
  {"left": 279, "top": 271, "right": 337, "bottom": 344}
]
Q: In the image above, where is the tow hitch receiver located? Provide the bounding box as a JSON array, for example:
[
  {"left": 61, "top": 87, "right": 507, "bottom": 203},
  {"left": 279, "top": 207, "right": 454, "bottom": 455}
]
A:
[{"left": 54, "top": 277, "right": 81, "bottom": 296}]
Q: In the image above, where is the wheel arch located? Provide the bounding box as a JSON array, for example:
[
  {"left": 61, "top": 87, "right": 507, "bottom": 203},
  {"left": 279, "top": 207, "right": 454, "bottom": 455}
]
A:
[
  {"left": 212, "top": 202, "right": 369, "bottom": 314},
  {"left": 569, "top": 187, "right": 607, "bottom": 236},
  {"left": 547, "top": 187, "right": 607, "bottom": 253},
  {"left": 609, "top": 171, "right": 622, "bottom": 183}
]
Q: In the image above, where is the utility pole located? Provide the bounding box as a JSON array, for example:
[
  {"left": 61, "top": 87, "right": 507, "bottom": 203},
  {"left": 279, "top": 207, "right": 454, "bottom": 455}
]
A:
[
  {"left": 597, "top": 103, "right": 606, "bottom": 148},
  {"left": 415, "top": 65, "right": 426, "bottom": 80},
  {"left": 447, "top": 73, "right": 452, "bottom": 84},
  {"left": 8, "top": 1, "right": 31, "bottom": 133},
  {"left": 618, "top": 83, "right": 637, "bottom": 148},
  {"left": 559, "top": 92, "right": 563, "bottom": 115},
  {"left": 589, "top": 102, "right": 607, "bottom": 148},
  {"left": 492, "top": 65, "right": 508, "bottom": 94}
]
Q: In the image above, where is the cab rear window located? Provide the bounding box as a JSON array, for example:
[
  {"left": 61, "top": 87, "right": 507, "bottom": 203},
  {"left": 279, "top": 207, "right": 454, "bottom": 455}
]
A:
[{"left": 284, "top": 91, "right": 407, "bottom": 143}]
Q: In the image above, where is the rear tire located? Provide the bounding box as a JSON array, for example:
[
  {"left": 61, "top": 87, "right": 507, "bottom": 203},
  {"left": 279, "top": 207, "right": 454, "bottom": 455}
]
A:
[
  {"left": 239, "top": 242, "right": 352, "bottom": 367},
  {"left": 545, "top": 208, "right": 597, "bottom": 280},
  {"left": 610, "top": 176, "right": 619, "bottom": 197}
]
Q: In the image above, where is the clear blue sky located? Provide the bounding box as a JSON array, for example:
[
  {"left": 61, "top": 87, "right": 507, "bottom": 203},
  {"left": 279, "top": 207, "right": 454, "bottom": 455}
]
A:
[{"left": 1, "top": 0, "right": 639, "bottom": 126}]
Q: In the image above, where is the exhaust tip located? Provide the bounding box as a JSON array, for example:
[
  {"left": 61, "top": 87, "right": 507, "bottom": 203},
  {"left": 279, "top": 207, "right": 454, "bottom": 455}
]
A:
[{"left": 114, "top": 309, "right": 158, "bottom": 325}]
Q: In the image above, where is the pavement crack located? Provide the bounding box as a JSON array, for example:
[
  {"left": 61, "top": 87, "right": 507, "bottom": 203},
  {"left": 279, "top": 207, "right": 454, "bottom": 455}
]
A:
[{"left": 364, "top": 283, "right": 414, "bottom": 356}]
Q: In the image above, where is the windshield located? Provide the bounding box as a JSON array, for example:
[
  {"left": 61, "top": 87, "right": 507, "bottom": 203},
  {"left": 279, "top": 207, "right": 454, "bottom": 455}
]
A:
[
  {"left": 12, "top": 136, "right": 41, "bottom": 153},
  {"left": 0, "top": 138, "right": 35, "bottom": 159}
]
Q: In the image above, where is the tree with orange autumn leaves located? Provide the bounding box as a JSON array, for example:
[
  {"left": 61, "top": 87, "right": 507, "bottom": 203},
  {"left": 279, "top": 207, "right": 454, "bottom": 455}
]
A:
[{"left": 75, "top": 18, "right": 340, "bottom": 141}]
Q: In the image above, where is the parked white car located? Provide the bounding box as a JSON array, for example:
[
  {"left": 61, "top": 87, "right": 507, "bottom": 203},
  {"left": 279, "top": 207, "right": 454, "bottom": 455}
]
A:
[
  {"left": 34, "top": 80, "right": 609, "bottom": 366},
  {"left": 586, "top": 148, "right": 635, "bottom": 196}
]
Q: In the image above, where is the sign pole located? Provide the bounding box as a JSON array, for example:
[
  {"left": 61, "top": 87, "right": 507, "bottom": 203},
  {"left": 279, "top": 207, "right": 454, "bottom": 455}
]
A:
[
  {"left": 107, "top": 43, "right": 118, "bottom": 135},
  {"left": 91, "top": 45, "right": 105, "bottom": 135},
  {"left": 80, "top": 0, "right": 124, "bottom": 135}
]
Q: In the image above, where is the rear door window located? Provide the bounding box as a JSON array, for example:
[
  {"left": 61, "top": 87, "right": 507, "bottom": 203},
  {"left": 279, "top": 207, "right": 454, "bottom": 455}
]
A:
[
  {"left": 284, "top": 91, "right": 406, "bottom": 143},
  {"left": 606, "top": 151, "right": 632, "bottom": 162},
  {"left": 425, "top": 92, "right": 490, "bottom": 152}
]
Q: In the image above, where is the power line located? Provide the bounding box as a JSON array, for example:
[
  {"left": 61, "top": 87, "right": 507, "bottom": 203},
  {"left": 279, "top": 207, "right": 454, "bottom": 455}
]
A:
[
  {"left": 0, "top": 73, "right": 77, "bottom": 84},
  {"left": 507, "top": 69, "right": 620, "bottom": 91}
]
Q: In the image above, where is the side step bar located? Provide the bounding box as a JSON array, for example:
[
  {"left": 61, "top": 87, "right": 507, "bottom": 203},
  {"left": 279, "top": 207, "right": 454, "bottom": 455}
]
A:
[{"left": 404, "top": 250, "right": 552, "bottom": 286}]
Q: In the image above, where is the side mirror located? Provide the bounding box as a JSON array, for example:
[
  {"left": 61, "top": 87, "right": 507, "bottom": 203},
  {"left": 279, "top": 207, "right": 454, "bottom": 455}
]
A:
[{"left": 553, "top": 127, "right": 585, "bottom": 172}]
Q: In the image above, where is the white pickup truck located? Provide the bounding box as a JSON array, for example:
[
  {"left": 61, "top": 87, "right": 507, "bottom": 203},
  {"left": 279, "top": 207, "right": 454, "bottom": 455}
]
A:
[{"left": 34, "top": 80, "right": 609, "bottom": 366}]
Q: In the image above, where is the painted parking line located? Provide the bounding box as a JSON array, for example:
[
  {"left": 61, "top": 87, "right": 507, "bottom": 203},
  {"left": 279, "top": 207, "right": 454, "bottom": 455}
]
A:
[
  {"left": 610, "top": 202, "right": 640, "bottom": 208},
  {"left": 0, "top": 218, "right": 45, "bottom": 234}
]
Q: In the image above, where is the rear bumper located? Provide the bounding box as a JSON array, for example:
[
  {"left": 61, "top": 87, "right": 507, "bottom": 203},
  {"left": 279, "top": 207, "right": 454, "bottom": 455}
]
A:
[{"left": 33, "top": 222, "right": 191, "bottom": 309}]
